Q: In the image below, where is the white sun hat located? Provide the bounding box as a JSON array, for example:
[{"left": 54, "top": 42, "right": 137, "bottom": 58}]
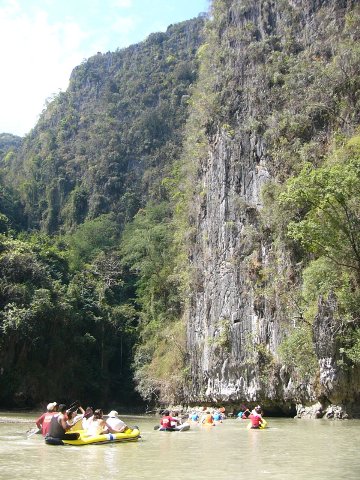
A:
[{"left": 107, "top": 410, "right": 118, "bottom": 417}]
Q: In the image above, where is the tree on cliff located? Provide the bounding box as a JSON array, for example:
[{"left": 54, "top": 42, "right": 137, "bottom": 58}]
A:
[
  {"left": 280, "top": 134, "right": 360, "bottom": 364},
  {"left": 282, "top": 135, "right": 360, "bottom": 284}
]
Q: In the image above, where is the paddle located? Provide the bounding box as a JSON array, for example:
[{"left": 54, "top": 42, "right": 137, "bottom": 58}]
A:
[
  {"left": 67, "top": 400, "right": 80, "bottom": 413},
  {"left": 27, "top": 427, "right": 41, "bottom": 438}
]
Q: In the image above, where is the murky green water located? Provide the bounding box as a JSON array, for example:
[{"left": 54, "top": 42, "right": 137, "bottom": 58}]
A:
[{"left": 0, "top": 414, "right": 359, "bottom": 479}]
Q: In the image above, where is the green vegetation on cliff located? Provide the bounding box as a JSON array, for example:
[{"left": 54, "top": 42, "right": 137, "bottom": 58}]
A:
[
  {"left": 6, "top": 17, "right": 204, "bottom": 234},
  {"left": 280, "top": 134, "right": 360, "bottom": 364}
]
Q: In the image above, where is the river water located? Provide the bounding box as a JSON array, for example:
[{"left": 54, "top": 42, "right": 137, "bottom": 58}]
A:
[{"left": 0, "top": 413, "right": 359, "bottom": 479}]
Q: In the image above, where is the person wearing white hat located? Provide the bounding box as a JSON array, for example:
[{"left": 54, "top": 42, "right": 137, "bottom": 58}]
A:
[
  {"left": 35, "top": 402, "right": 58, "bottom": 436},
  {"left": 105, "top": 410, "right": 128, "bottom": 433}
]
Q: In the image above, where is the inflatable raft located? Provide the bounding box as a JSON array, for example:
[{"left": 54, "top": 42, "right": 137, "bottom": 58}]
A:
[
  {"left": 155, "top": 423, "right": 190, "bottom": 432},
  {"left": 46, "top": 427, "right": 140, "bottom": 446}
]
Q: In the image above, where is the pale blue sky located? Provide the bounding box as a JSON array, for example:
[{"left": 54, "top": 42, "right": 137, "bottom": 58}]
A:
[{"left": 0, "top": 0, "right": 210, "bottom": 136}]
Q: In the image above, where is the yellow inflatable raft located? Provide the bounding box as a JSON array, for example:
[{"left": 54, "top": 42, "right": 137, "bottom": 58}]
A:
[
  {"left": 63, "top": 427, "right": 140, "bottom": 446},
  {"left": 59, "top": 427, "right": 140, "bottom": 446}
]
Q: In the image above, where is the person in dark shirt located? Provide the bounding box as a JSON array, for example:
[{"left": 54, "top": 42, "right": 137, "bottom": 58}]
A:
[{"left": 45, "top": 404, "right": 78, "bottom": 444}]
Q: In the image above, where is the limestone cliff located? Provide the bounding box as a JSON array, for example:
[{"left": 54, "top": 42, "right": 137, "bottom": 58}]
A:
[{"left": 186, "top": 0, "right": 360, "bottom": 416}]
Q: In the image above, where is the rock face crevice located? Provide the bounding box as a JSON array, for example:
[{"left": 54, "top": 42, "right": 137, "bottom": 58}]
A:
[
  {"left": 185, "top": 0, "right": 359, "bottom": 415},
  {"left": 188, "top": 126, "right": 286, "bottom": 406}
]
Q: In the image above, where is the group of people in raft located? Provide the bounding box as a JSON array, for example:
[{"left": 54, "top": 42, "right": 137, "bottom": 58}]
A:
[
  {"left": 36, "top": 401, "right": 129, "bottom": 443},
  {"left": 160, "top": 405, "right": 264, "bottom": 430}
]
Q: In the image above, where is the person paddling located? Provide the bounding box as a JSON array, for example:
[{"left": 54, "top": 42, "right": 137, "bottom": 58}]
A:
[
  {"left": 213, "top": 410, "right": 223, "bottom": 422},
  {"left": 239, "top": 405, "right": 251, "bottom": 419},
  {"left": 201, "top": 411, "right": 215, "bottom": 426},
  {"left": 45, "top": 404, "right": 78, "bottom": 444},
  {"left": 190, "top": 412, "right": 199, "bottom": 422},
  {"left": 249, "top": 405, "right": 263, "bottom": 429},
  {"left": 159, "top": 410, "right": 179, "bottom": 431},
  {"left": 36, "top": 402, "right": 58, "bottom": 436}
]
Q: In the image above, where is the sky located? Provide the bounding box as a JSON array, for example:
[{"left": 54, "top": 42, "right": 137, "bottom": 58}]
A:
[{"left": 0, "top": 0, "right": 210, "bottom": 137}]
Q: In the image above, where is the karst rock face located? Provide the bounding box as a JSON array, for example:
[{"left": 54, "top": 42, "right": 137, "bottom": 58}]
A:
[{"left": 185, "top": 0, "right": 360, "bottom": 416}]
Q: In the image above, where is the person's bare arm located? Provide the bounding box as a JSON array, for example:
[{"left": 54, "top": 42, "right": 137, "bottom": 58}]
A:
[{"left": 59, "top": 415, "right": 69, "bottom": 430}]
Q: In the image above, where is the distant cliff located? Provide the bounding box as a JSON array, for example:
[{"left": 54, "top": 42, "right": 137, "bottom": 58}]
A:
[
  {"left": 184, "top": 0, "right": 360, "bottom": 417},
  {"left": 0, "top": 133, "right": 22, "bottom": 160},
  {"left": 5, "top": 17, "right": 204, "bottom": 233},
  {"left": 0, "top": 133, "right": 24, "bottom": 230}
]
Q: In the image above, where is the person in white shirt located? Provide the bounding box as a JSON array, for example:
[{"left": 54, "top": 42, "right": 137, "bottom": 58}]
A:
[
  {"left": 82, "top": 407, "right": 94, "bottom": 430},
  {"left": 105, "top": 410, "right": 128, "bottom": 433},
  {"left": 85, "top": 409, "right": 107, "bottom": 436}
]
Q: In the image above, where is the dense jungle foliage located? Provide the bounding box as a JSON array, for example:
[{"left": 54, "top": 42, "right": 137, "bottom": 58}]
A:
[
  {"left": 1, "top": 0, "right": 360, "bottom": 408},
  {"left": 0, "top": 16, "right": 204, "bottom": 408}
]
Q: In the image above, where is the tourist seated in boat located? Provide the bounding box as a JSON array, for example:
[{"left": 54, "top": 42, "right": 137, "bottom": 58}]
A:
[
  {"left": 82, "top": 407, "right": 94, "bottom": 429},
  {"left": 159, "top": 410, "right": 179, "bottom": 430},
  {"left": 84, "top": 409, "right": 108, "bottom": 436},
  {"left": 66, "top": 404, "right": 85, "bottom": 429},
  {"left": 201, "top": 411, "right": 215, "bottom": 426},
  {"left": 213, "top": 410, "right": 223, "bottom": 422},
  {"left": 45, "top": 404, "right": 78, "bottom": 444},
  {"left": 249, "top": 405, "right": 263, "bottom": 429},
  {"left": 105, "top": 410, "right": 128, "bottom": 433},
  {"left": 170, "top": 410, "right": 183, "bottom": 428},
  {"left": 190, "top": 412, "right": 199, "bottom": 422},
  {"left": 36, "top": 402, "right": 58, "bottom": 436},
  {"left": 237, "top": 405, "right": 251, "bottom": 419}
]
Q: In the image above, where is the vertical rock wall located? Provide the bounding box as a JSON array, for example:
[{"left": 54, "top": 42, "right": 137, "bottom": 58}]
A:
[
  {"left": 187, "top": 128, "right": 273, "bottom": 401},
  {"left": 186, "top": 0, "right": 358, "bottom": 413}
]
